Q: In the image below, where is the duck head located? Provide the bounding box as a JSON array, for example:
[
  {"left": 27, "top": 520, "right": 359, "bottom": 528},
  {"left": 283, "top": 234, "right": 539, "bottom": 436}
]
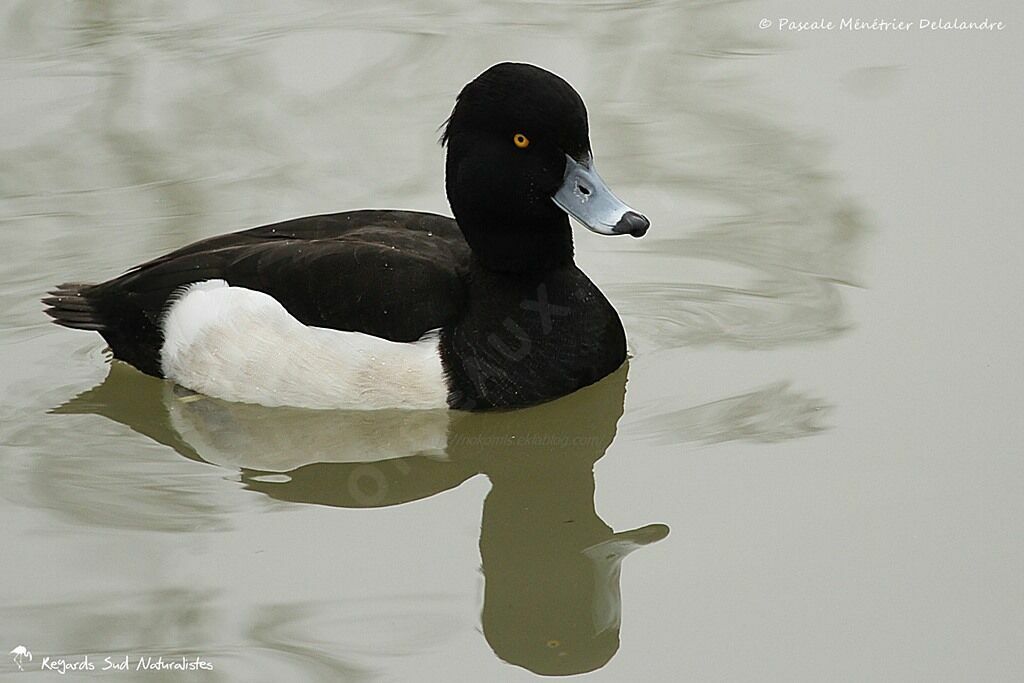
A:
[{"left": 442, "top": 62, "right": 649, "bottom": 272}]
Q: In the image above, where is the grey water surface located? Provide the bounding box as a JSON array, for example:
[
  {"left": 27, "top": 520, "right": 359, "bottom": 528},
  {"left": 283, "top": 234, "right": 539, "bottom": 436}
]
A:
[{"left": 1, "top": 0, "right": 1022, "bottom": 680}]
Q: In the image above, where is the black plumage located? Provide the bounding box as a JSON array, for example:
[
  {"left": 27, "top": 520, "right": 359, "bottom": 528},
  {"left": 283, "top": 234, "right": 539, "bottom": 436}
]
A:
[
  {"left": 45, "top": 62, "right": 645, "bottom": 410},
  {"left": 45, "top": 210, "right": 469, "bottom": 377}
]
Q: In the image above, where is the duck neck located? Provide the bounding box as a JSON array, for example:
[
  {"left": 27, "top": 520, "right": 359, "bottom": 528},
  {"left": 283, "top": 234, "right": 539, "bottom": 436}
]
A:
[{"left": 457, "top": 212, "right": 575, "bottom": 273}]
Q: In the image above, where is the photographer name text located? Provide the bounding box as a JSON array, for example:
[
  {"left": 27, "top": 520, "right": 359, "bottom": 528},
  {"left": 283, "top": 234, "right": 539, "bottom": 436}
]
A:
[{"left": 760, "top": 17, "right": 1005, "bottom": 32}]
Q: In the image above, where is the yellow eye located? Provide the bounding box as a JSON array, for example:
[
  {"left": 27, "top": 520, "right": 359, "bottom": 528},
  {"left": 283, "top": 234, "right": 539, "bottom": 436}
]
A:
[{"left": 513, "top": 133, "right": 530, "bottom": 149}]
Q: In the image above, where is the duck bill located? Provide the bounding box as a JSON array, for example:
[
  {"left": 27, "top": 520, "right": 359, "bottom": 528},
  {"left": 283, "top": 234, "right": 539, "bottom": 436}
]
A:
[{"left": 552, "top": 153, "right": 649, "bottom": 238}]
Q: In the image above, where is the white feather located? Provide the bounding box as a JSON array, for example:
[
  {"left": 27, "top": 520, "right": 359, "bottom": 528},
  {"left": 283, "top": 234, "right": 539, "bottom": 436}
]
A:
[{"left": 160, "top": 280, "right": 449, "bottom": 410}]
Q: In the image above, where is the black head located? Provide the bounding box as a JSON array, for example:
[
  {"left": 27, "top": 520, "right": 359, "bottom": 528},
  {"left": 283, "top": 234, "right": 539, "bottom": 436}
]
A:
[{"left": 441, "top": 63, "right": 648, "bottom": 272}]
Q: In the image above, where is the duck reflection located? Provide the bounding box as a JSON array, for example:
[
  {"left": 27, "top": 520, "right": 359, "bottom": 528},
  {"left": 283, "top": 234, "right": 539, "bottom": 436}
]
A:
[{"left": 57, "top": 362, "right": 668, "bottom": 676}]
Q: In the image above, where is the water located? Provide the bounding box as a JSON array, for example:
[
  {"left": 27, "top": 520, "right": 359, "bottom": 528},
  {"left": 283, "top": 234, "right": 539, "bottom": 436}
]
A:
[{"left": 2, "top": 1, "right": 1022, "bottom": 680}]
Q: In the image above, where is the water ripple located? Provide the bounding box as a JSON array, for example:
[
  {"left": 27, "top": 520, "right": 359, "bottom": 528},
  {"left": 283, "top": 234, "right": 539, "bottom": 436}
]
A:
[{"left": 626, "top": 381, "right": 831, "bottom": 445}]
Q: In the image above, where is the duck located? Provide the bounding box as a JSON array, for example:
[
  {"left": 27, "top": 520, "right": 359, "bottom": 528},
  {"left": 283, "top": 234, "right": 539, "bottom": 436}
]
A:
[{"left": 43, "top": 62, "right": 650, "bottom": 411}]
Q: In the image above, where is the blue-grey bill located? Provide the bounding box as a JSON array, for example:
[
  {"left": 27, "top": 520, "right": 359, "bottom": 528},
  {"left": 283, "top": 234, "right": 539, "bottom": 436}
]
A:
[{"left": 552, "top": 153, "right": 649, "bottom": 237}]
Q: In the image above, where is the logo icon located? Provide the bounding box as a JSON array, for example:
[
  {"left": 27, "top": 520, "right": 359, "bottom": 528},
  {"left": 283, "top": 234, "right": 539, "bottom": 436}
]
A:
[{"left": 9, "top": 646, "right": 32, "bottom": 671}]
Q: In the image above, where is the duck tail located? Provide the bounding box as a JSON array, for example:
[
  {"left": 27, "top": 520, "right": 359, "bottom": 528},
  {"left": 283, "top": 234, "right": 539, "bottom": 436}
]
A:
[{"left": 42, "top": 282, "right": 105, "bottom": 331}]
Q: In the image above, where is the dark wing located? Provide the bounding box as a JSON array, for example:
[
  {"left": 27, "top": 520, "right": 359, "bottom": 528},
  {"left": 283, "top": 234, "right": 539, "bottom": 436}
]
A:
[{"left": 45, "top": 210, "right": 470, "bottom": 377}]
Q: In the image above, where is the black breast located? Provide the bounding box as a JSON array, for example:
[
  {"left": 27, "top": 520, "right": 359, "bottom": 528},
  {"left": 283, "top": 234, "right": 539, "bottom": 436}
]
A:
[{"left": 440, "top": 263, "right": 626, "bottom": 410}]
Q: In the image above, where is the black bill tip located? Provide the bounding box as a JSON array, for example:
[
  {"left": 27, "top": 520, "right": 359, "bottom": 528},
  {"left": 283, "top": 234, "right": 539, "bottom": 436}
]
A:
[{"left": 612, "top": 211, "right": 650, "bottom": 238}]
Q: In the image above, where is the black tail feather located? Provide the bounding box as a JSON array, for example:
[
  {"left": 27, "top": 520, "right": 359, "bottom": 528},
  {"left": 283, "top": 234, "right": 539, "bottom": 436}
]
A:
[{"left": 42, "top": 282, "right": 105, "bottom": 331}]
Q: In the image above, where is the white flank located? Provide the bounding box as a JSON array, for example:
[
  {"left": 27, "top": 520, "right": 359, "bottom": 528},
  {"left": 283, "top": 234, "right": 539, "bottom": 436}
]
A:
[{"left": 160, "top": 280, "right": 449, "bottom": 410}]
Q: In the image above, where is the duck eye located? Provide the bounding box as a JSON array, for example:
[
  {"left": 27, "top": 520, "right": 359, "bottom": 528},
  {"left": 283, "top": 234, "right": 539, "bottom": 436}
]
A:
[{"left": 513, "top": 133, "right": 530, "bottom": 149}]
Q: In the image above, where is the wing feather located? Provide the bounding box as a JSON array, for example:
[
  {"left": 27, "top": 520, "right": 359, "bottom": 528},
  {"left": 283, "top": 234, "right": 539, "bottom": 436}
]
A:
[{"left": 63, "top": 210, "right": 470, "bottom": 376}]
